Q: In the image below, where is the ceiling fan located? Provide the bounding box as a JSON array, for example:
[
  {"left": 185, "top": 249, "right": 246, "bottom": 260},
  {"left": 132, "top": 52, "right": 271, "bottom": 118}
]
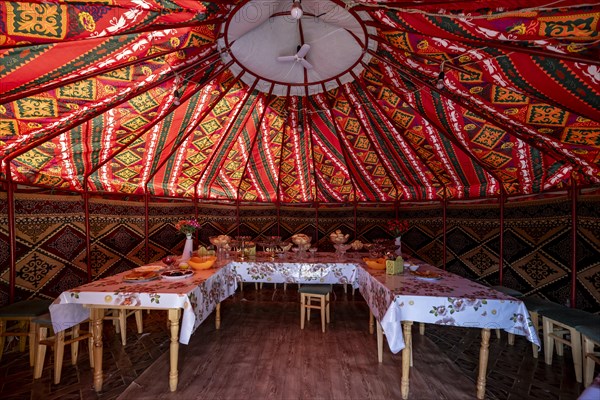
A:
[{"left": 277, "top": 44, "right": 313, "bottom": 70}]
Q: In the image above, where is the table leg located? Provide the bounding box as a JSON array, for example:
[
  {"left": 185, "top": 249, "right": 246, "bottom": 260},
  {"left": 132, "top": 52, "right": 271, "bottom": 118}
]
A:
[
  {"left": 90, "top": 308, "right": 104, "bottom": 392},
  {"left": 215, "top": 303, "right": 221, "bottom": 330},
  {"left": 401, "top": 321, "right": 412, "bottom": 400},
  {"left": 369, "top": 311, "right": 374, "bottom": 335},
  {"left": 476, "top": 328, "right": 491, "bottom": 399},
  {"left": 168, "top": 309, "right": 180, "bottom": 392}
]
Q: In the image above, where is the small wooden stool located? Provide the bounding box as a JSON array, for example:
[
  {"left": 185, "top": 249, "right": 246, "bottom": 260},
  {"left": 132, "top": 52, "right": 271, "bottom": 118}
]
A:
[
  {"left": 577, "top": 323, "right": 600, "bottom": 387},
  {"left": 522, "top": 296, "right": 563, "bottom": 358},
  {"left": 299, "top": 285, "right": 331, "bottom": 333},
  {"left": 0, "top": 298, "right": 52, "bottom": 366},
  {"left": 33, "top": 315, "right": 94, "bottom": 384},
  {"left": 542, "top": 307, "right": 592, "bottom": 383}
]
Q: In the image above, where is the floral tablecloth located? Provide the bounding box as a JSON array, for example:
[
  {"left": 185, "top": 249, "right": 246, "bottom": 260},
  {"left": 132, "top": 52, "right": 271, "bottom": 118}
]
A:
[
  {"left": 358, "top": 257, "right": 541, "bottom": 353},
  {"left": 49, "top": 263, "right": 237, "bottom": 344},
  {"left": 229, "top": 252, "right": 360, "bottom": 286}
]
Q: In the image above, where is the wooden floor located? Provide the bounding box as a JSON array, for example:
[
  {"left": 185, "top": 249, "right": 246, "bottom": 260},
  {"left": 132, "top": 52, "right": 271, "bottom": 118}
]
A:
[{"left": 0, "top": 285, "right": 589, "bottom": 400}]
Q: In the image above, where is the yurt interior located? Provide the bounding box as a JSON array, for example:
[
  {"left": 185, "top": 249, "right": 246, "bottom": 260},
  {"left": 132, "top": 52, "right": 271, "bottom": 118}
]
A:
[{"left": 0, "top": 1, "right": 599, "bottom": 399}]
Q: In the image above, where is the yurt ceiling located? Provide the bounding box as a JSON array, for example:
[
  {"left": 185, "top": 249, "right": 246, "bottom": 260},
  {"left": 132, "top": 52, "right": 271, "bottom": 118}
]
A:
[{"left": 1, "top": 0, "right": 599, "bottom": 203}]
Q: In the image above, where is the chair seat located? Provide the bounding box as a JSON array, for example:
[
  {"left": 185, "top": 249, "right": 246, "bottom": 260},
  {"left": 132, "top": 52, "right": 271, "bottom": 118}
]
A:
[
  {"left": 0, "top": 299, "right": 52, "bottom": 317},
  {"left": 299, "top": 284, "right": 332, "bottom": 295},
  {"left": 491, "top": 286, "right": 523, "bottom": 298},
  {"left": 577, "top": 322, "right": 600, "bottom": 343},
  {"left": 522, "top": 296, "right": 561, "bottom": 313},
  {"left": 541, "top": 306, "right": 593, "bottom": 327}
]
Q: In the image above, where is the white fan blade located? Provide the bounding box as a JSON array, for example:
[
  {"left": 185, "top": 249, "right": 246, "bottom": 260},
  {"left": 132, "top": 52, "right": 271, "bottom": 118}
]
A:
[
  {"left": 277, "top": 55, "right": 296, "bottom": 62},
  {"left": 297, "top": 43, "right": 310, "bottom": 58},
  {"left": 300, "top": 59, "right": 313, "bottom": 70}
]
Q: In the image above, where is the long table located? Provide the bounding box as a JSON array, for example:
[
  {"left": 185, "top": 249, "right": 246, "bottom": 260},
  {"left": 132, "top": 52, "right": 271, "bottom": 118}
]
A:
[
  {"left": 358, "top": 257, "right": 541, "bottom": 399},
  {"left": 49, "top": 262, "right": 237, "bottom": 392},
  {"left": 49, "top": 253, "right": 539, "bottom": 398}
]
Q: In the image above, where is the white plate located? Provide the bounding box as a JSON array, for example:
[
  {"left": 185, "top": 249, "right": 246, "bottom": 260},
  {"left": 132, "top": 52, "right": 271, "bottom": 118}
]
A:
[
  {"left": 414, "top": 276, "right": 442, "bottom": 281},
  {"left": 161, "top": 270, "right": 194, "bottom": 281}
]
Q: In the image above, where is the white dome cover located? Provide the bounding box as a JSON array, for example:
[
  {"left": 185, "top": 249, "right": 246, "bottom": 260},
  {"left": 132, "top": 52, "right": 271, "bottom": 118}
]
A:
[{"left": 219, "top": 0, "right": 377, "bottom": 96}]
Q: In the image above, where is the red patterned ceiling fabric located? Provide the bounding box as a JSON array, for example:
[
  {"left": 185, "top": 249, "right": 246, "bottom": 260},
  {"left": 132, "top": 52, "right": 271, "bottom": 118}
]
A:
[{"left": 0, "top": 0, "right": 598, "bottom": 202}]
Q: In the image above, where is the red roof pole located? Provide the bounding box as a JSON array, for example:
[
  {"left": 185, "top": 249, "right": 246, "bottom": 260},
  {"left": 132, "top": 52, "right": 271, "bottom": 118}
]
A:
[
  {"left": 499, "top": 191, "right": 505, "bottom": 286},
  {"left": 144, "top": 192, "right": 149, "bottom": 264},
  {"left": 315, "top": 201, "right": 319, "bottom": 246},
  {"left": 442, "top": 197, "right": 447, "bottom": 270},
  {"left": 5, "top": 162, "right": 16, "bottom": 303},
  {"left": 571, "top": 175, "right": 578, "bottom": 308},
  {"left": 83, "top": 183, "right": 92, "bottom": 282},
  {"left": 354, "top": 201, "right": 358, "bottom": 241}
]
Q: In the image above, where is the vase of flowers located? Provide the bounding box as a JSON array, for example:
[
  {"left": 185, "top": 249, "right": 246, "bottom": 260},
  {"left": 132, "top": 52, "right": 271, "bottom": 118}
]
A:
[
  {"left": 176, "top": 219, "right": 200, "bottom": 261},
  {"left": 387, "top": 220, "right": 409, "bottom": 256}
]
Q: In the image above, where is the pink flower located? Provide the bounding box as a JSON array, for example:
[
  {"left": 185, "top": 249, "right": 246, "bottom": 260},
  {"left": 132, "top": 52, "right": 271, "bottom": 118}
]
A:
[
  {"left": 387, "top": 220, "right": 409, "bottom": 237},
  {"left": 175, "top": 219, "right": 200, "bottom": 235}
]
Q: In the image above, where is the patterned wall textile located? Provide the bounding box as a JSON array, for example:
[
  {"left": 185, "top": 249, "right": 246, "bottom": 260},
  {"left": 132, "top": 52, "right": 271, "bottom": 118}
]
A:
[{"left": 0, "top": 193, "right": 598, "bottom": 312}]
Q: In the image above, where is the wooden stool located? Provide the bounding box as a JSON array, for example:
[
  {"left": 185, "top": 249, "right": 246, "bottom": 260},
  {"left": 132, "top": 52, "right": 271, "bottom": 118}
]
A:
[
  {"left": 33, "top": 315, "right": 94, "bottom": 384},
  {"left": 299, "top": 285, "right": 331, "bottom": 333},
  {"left": 0, "top": 299, "right": 52, "bottom": 366},
  {"left": 104, "top": 308, "right": 143, "bottom": 346},
  {"left": 542, "top": 307, "right": 592, "bottom": 383},
  {"left": 577, "top": 323, "right": 600, "bottom": 387},
  {"left": 522, "top": 296, "right": 562, "bottom": 358}
]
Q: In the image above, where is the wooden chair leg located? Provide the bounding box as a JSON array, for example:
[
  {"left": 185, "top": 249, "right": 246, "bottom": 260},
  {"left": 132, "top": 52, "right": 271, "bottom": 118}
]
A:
[
  {"left": 320, "top": 296, "right": 326, "bottom": 333},
  {"left": 343, "top": 284, "right": 347, "bottom": 294},
  {"left": 53, "top": 330, "right": 65, "bottom": 384},
  {"left": 18, "top": 320, "right": 28, "bottom": 352},
  {"left": 325, "top": 293, "right": 330, "bottom": 324},
  {"left": 508, "top": 333, "right": 515, "bottom": 345},
  {"left": 530, "top": 311, "right": 539, "bottom": 358},
  {"left": 571, "top": 329, "right": 583, "bottom": 383},
  {"left": 495, "top": 328, "right": 501, "bottom": 340},
  {"left": 119, "top": 310, "right": 127, "bottom": 345},
  {"left": 71, "top": 324, "right": 80, "bottom": 365},
  {"left": 135, "top": 310, "right": 143, "bottom": 334},
  {"left": 33, "top": 326, "right": 48, "bottom": 379},
  {"left": 583, "top": 336, "right": 597, "bottom": 387},
  {"left": 419, "top": 323, "right": 425, "bottom": 335},
  {"left": 0, "top": 320, "right": 5, "bottom": 361},
  {"left": 300, "top": 294, "right": 306, "bottom": 330},
  {"left": 543, "top": 317, "right": 554, "bottom": 365},
  {"left": 29, "top": 320, "right": 38, "bottom": 367}
]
